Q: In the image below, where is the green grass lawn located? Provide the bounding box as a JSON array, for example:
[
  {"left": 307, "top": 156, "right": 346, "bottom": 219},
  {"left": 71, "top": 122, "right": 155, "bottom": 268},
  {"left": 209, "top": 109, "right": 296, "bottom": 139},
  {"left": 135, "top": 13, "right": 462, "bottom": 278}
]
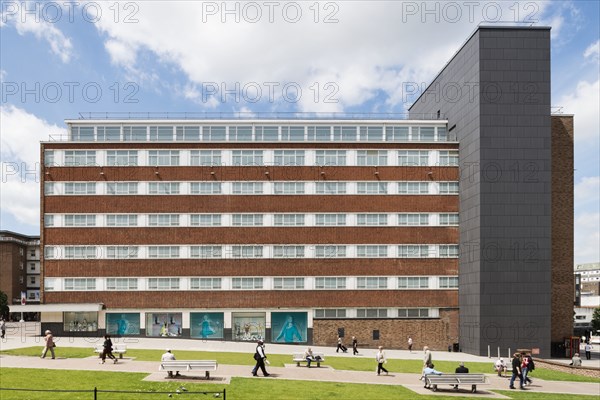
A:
[
  {"left": 1, "top": 368, "right": 597, "bottom": 400},
  {"left": 2, "top": 346, "right": 599, "bottom": 384}
]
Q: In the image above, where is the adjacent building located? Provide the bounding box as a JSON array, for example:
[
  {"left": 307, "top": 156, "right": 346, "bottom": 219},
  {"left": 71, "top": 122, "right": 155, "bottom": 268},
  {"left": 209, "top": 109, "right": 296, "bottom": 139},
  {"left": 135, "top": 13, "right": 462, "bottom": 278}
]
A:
[
  {"left": 574, "top": 262, "right": 600, "bottom": 336},
  {"left": 0, "top": 231, "right": 41, "bottom": 310},
  {"left": 11, "top": 26, "right": 574, "bottom": 357}
]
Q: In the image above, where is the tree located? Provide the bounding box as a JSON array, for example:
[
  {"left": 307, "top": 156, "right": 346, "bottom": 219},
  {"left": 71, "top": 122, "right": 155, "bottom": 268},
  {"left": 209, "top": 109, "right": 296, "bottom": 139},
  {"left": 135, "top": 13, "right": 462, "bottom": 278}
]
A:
[
  {"left": 592, "top": 308, "right": 600, "bottom": 334},
  {"left": 0, "top": 291, "right": 8, "bottom": 319}
]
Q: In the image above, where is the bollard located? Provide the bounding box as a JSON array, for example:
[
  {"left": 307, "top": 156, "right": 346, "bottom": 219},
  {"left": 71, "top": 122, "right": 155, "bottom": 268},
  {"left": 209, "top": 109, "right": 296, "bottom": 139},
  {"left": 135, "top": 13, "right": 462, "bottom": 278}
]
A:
[
  {"left": 498, "top": 347, "right": 500, "bottom": 359},
  {"left": 488, "top": 345, "right": 490, "bottom": 358}
]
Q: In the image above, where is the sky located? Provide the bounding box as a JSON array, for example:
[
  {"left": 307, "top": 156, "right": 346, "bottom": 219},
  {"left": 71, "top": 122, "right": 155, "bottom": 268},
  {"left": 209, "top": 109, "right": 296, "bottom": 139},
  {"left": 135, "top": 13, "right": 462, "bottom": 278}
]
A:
[{"left": 0, "top": 0, "right": 598, "bottom": 265}]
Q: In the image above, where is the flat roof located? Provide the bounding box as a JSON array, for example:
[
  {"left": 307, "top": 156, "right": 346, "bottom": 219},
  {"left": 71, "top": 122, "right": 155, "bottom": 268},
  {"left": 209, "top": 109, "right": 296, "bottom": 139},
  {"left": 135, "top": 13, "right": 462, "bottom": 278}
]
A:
[
  {"left": 9, "top": 303, "right": 104, "bottom": 313},
  {"left": 65, "top": 119, "right": 449, "bottom": 125}
]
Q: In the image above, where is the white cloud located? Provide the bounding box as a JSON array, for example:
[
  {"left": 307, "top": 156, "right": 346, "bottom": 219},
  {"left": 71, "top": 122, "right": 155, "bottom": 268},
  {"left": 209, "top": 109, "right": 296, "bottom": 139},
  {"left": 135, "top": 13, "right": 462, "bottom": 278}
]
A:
[
  {"left": 559, "top": 79, "right": 600, "bottom": 142},
  {"left": 575, "top": 176, "right": 600, "bottom": 206},
  {"left": 0, "top": 69, "right": 6, "bottom": 81},
  {"left": 575, "top": 211, "right": 600, "bottom": 265},
  {"left": 584, "top": 39, "right": 599, "bottom": 63},
  {"left": 0, "top": 105, "right": 67, "bottom": 227},
  {"left": 93, "top": 1, "right": 552, "bottom": 111}
]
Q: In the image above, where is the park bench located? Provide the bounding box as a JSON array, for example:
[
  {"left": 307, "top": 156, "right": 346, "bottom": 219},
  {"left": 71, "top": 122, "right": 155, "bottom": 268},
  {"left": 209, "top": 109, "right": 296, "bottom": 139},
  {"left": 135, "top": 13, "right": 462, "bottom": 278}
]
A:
[
  {"left": 292, "top": 352, "right": 325, "bottom": 367},
  {"left": 93, "top": 343, "right": 128, "bottom": 359},
  {"left": 159, "top": 360, "right": 218, "bottom": 379},
  {"left": 424, "top": 374, "right": 489, "bottom": 393}
]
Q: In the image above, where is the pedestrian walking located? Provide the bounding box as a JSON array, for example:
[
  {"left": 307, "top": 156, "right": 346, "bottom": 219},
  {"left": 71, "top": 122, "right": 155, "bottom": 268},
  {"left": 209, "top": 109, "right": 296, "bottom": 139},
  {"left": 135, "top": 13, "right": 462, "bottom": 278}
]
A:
[
  {"left": 509, "top": 352, "right": 524, "bottom": 390},
  {"left": 407, "top": 336, "right": 413, "bottom": 352},
  {"left": 251, "top": 340, "right": 270, "bottom": 377},
  {"left": 421, "top": 346, "right": 432, "bottom": 379},
  {"left": 41, "top": 330, "right": 55, "bottom": 359},
  {"left": 0, "top": 318, "right": 6, "bottom": 339},
  {"left": 375, "top": 346, "right": 388, "bottom": 375},
  {"left": 100, "top": 335, "right": 117, "bottom": 364},
  {"left": 336, "top": 336, "right": 347, "bottom": 353},
  {"left": 352, "top": 336, "right": 358, "bottom": 355},
  {"left": 584, "top": 343, "right": 593, "bottom": 360}
]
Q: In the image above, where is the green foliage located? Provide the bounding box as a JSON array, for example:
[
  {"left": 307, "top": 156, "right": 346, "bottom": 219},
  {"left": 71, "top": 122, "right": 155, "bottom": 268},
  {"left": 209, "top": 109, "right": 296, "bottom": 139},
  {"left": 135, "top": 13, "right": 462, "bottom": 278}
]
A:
[
  {"left": 592, "top": 307, "right": 600, "bottom": 333},
  {"left": 0, "top": 291, "right": 8, "bottom": 319}
]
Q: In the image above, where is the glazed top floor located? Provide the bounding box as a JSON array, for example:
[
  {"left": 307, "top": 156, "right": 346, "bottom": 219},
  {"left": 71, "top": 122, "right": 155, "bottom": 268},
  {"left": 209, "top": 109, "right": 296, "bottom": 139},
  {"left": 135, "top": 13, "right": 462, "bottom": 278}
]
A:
[{"left": 49, "top": 120, "right": 453, "bottom": 143}]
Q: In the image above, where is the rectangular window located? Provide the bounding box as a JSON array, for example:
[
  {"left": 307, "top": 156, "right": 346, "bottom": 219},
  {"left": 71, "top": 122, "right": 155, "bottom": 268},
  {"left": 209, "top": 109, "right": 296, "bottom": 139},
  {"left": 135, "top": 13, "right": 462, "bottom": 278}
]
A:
[
  {"left": 359, "top": 126, "right": 383, "bottom": 141},
  {"left": 314, "top": 309, "right": 347, "bottom": 318},
  {"left": 281, "top": 126, "right": 305, "bottom": 141},
  {"left": 64, "top": 215, "right": 96, "bottom": 227},
  {"left": 148, "top": 150, "right": 179, "bottom": 166},
  {"left": 190, "top": 277, "right": 222, "bottom": 290},
  {"left": 398, "top": 150, "right": 429, "bottom": 166},
  {"left": 190, "top": 182, "right": 221, "bottom": 194},
  {"left": 356, "top": 309, "right": 388, "bottom": 318},
  {"left": 107, "top": 150, "right": 138, "bottom": 166},
  {"left": 439, "top": 276, "right": 459, "bottom": 289},
  {"left": 385, "top": 126, "right": 409, "bottom": 141},
  {"left": 273, "top": 246, "right": 305, "bottom": 258},
  {"left": 315, "top": 214, "right": 346, "bottom": 226},
  {"left": 413, "top": 126, "right": 435, "bottom": 141},
  {"left": 333, "top": 126, "right": 357, "bottom": 141},
  {"left": 273, "top": 214, "right": 305, "bottom": 226},
  {"left": 175, "top": 126, "right": 200, "bottom": 141},
  {"left": 44, "top": 150, "right": 55, "bottom": 166},
  {"left": 315, "top": 277, "right": 346, "bottom": 289},
  {"left": 357, "top": 214, "right": 388, "bottom": 226},
  {"left": 439, "top": 213, "right": 459, "bottom": 226},
  {"left": 439, "top": 182, "right": 459, "bottom": 194},
  {"left": 44, "top": 182, "right": 54, "bottom": 195},
  {"left": 315, "top": 150, "right": 346, "bottom": 166},
  {"left": 65, "top": 182, "right": 96, "bottom": 195},
  {"left": 106, "top": 182, "right": 138, "bottom": 195},
  {"left": 357, "top": 182, "right": 387, "bottom": 194},
  {"left": 148, "top": 214, "right": 180, "bottom": 226},
  {"left": 357, "top": 277, "right": 388, "bottom": 289},
  {"left": 439, "top": 151, "right": 459, "bottom": 166},
  {"left": 398, "top": 245, "right": 431, "bottom": 258},
  {"left": 231, "top": 246, "right": 263, "bottom": 258},
  {"left": 255, "top": 126, "right": 279, "bottom": 141},
  {"left": 44, "top": 215, "right": 54, "bottom": 227},
  {"left": 398, "top": 308, "right": 430, "bottom": 318},
  {"left": 106, "top": 278, "right": 138, "bottom": 290},
  {"left": 437, "top": 127, "right": 448, "bottom": 141},
  {"left": 439, "top": 245, "right": 459, "bottom": 258},
  {"left": 357, "top": 245, "right": 388, "bottom": 257},
  {"left": 106, "top": 246, "right": 138, "bottom": 259},
  {"left": 106, "top": 215, "right": 137, "bottom": 227},
  {"left": 398, "top": 214, "right": 429, "bottom": 226},
  {"left": 274, "top": 150, "right": 305, "bottom": 166},
  {"left": 97, "top": 126, "right": 121, "bottom": 141},
  {"left": 315, "top": 245, "right": 347, "bottom": 258},
  {"left": 231, "top": 277, "right": 263, "bottom": 290},
  {"left": 232, "top": 182, "right": 263, "bottom": 194},
  {"left": 148, "top": 182, "right": 180, "bottom": 194},
  {"left": 203, "top": 126, "right": 226, "bottom": 141},
  {"left": 229, "top": 126, "right": 253, "bottom": 141},
  {"left": 315, "top": 182, "right": 346, "bottom": 194},
  {"left": 398, "top": 277, "right": 429, "bottom": 289},
  {"left": 274, "top": 182, "right": 305, "bottom": 194},
  {"left": 398, "top": 182, "right": 429, "bottom": 194},
  {"left": 44, "top": 247, "right": 55, "bottom": 259},
  {"left": 232, "top": 150, "right": 263, "bottom": 166},
  {"left": 64, "top": 278, "right": 96, "bottom": 291},
  {"left": 148, "top": 278, "right": 180, "bottom": 290},
  {"left": 148, "top": 246, "right": 180, "bottom": 258},
  {"left": 357, "top": 150, "right": 387, "bottom": 166},
  {"left": 307, "top": 126, "right": 331, "bottom": 141},
  {"left": 190, "top": 246, "right": 223, "bottom": 258},
  {"left": 190, "top": 214, "right": 221, "bottom": 226},
  {"left": 273, "top": 277, "right": 304, "bottom": 289},
  {"left": 64, "top": 246, "right": 96, "bottom": 259},
  {"left": 190, "top": 150, "right": 221, "bottom": 166},
  {"left": 232, "top": 214, "right": 263, "bottom": 226},
  {"left": 149, "top": 126, "right": 174, "bottom": 141},
  {"left": 71, "top": 126, "right": 94, "bottom": 141},
  {"left": 122, "top": 126, "right": 147, "bottom": 141}
]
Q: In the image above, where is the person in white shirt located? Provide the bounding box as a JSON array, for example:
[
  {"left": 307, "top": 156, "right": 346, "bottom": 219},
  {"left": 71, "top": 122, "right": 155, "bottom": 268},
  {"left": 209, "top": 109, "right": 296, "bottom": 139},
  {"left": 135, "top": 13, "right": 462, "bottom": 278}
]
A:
[
  {"left": 584, "top": 343, "right": 593, "bottom": 360},
  {"left": 408, "top": 337, "right": 413, "bottom": 353},
  {"left": 376, "top": 346, "right": 389, "bottom": 375},
  {"left": 495, "top": 357, "right": 506, "bottom": 376},
  {"left": 161, "top": 349, "right": 179, "bottom": 377}
]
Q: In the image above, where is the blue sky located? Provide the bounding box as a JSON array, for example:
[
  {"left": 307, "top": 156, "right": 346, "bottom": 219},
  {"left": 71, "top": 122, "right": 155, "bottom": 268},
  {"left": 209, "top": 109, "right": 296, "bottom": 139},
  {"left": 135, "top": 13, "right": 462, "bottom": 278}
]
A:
[{"left": 1, "top": 1, "right": 598, "bottom": 264}]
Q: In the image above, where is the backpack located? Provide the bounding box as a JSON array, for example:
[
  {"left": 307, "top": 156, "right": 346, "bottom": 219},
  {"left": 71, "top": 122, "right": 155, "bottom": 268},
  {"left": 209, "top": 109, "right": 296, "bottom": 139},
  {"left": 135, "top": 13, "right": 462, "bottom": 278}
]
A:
[{"left": 528, "top": 357, "right": 535, "bottom": 371}]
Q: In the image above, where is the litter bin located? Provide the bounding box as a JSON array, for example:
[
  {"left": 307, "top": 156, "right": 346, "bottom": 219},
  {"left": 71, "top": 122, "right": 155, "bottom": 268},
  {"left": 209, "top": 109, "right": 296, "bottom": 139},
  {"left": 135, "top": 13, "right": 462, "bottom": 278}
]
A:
[
  {"left": 448, "top": 345, "right": 452, "bottom": 352},
  {"left": 453, "top": 343, "right": 460, "bottom": 352}
]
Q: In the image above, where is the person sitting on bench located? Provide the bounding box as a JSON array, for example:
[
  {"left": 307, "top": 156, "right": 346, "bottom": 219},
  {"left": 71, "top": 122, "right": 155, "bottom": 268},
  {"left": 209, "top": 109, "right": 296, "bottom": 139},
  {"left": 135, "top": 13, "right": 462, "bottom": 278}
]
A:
[
  {"left": 161, "top": 349, "right": 180, "bottom": 377},
  {"left": 423, "top": 363, "right": 442, "bottom": 389}
]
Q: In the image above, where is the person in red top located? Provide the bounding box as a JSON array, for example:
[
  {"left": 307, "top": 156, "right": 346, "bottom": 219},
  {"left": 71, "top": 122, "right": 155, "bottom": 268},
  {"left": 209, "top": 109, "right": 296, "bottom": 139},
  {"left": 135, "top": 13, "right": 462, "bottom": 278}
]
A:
[{"left": 41, "top": 330, "right": 55, "bottom": 359}]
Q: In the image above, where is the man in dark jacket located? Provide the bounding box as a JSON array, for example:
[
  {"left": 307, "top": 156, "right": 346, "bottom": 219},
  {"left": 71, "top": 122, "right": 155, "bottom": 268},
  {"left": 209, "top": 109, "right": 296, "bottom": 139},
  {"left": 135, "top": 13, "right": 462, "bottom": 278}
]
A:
[
  {"left": 251, "top": 340, "right": 270, "bottom": 377},
  {"left": 509, "top": 353, "right": 524, "bottom": 389},
  {"left": 454, "top": 362, "right": 470, "bottom": 391}
]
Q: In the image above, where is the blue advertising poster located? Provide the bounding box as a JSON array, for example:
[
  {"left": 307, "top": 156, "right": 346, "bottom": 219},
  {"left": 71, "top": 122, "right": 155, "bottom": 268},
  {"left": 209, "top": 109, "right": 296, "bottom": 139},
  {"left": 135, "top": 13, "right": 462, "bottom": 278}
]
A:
[
  {"left": 106, "top": 313, "right": 140, "bottom": 335},
  {"left": 190, "top": 313, "right": 224, "bottom": 339},
  {"left": 271, "top": 312, "right": 307, "bottom": 343}
]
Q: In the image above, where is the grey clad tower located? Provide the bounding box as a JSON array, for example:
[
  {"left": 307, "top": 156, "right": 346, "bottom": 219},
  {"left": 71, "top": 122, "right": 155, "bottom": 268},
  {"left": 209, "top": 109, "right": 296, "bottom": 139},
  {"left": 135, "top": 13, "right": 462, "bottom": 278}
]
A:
[{"left": 410, "top": 26, "right": 557, "bottom": 357}]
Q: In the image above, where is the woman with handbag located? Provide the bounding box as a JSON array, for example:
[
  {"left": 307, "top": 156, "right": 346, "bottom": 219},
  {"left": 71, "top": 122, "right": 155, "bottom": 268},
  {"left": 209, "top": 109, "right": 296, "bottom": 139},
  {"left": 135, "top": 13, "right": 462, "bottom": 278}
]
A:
[{"left": 41, "top": 330, "right": 55, "bottom": 359}]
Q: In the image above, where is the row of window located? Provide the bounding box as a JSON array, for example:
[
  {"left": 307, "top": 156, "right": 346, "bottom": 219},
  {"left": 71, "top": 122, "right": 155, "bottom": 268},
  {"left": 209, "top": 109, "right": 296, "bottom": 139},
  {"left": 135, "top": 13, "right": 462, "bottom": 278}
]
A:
[
  {"left": 314, "top": 308, "right": 437, "bottom": 319},
  {"left": 44, "top": 244, "right": 459, "bottom": 259},
  {"left": 69, "top": 125, "right": 449, "bottom": 143},
  {"left": 44, "top": 276, "right": 458, "bottom": 291},
  {"left": 44, "top": 213, "right": 459, "bottom": 228},
  {"left": 46, "top": 149, "right": 458, "bottom": 167},
  {"left": 44, "top": 181, "right": 459, "bottom": 195}
]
